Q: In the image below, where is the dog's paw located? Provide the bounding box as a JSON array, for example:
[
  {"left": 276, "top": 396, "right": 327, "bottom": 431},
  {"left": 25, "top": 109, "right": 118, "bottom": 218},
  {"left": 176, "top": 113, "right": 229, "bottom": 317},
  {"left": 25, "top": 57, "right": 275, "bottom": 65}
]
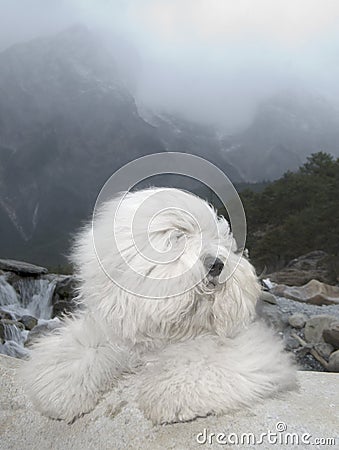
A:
[
  {"left": 26, "top": 367, "right": 99, "bottom": 422},
  {"left": 20, "top": 344, "right": 101, "bottom": 422},
  {"left": 136, "top": 365, "right": 209, "bottom": 425},
  {"left": 138, "top": 386, "right": 203, "bottom": 425},
  {"left": 20, "top": 315, "right": 134, "bottom": 422}
]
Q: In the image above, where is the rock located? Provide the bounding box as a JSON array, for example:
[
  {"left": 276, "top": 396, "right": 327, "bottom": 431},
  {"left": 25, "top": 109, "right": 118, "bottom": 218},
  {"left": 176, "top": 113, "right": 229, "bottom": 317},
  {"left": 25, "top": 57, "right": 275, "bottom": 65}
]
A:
[
  {"left": 53, "top": 275, "right": 77, "bottom": 298},
  {"left": 0, "top": 308, "right": 13, "bottom": 320},
  {"left": 268, "top": 268, "right": 313, "bottom": 287},
  {"left": 19, "top": 315, "right": 38, "bottom": 331},
  {"left": 25, "top": 320, "right": 61, "bottom": 346},
  {"left": 268, "top": 268, "right": 321, "bottom": 287},
  {"left": 323, "top": 322, "right": 339, "bottom": 349},
  {"left": 328, "top": 350, "right": 339, "bottom": 372},
  {"left": 314, "top": 343, "right": 334, "bottom": 360},
  {"left": 304, "top": 315, "right": 338, "bottom": 344},
  {"left": 272, "top": 279, "right": 339, "bottom": 305},
  {"left": 271, "top": 284, "right": 289, "bottom": 297},
  {"left": 268, "top": 251, "right": 338, "bottom": 286},
  {"left": 284, "top": 335, "right": 300, "bottom": 350},
  {"left": 51, "top": 275, "right": 78, "bottom": 318},
  {"left": 0, "top": 319, "right": 24, "bottom": 340},
  {"left": 288, "top": 313, "right": 307, "bottom": 329},
  {"left": 256, "top": 301, "right": 289, "bottom": 332},
  {"left": 0, "top": 319, "right": 25, "bottom": 330},
  {"left": 259, "top": 291, "right": 277, "bottom": 305},
  {"left": 1, "top": 355, "right": 339, "bottom": 450},
  {"left": 2, "top": 271, "right": 21, "bottom": 287},
  {"left": 0, "top": 259, "right": 48, "bottom": 276},
  {"left": 52, "top": 299, "right": 77, "bottom": 317}
]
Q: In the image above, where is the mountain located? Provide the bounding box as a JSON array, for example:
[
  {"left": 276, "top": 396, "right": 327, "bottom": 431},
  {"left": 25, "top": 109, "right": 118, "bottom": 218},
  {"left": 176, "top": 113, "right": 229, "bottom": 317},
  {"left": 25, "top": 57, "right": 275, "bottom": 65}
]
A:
[
  {"left": 0, "top": 26, "right": 241, "bottom": 265},
  {"left": 140, "top": 110, "right": 243, "bottom": 180},
  {"left": 225, "top": 90, "right": 339, "bottom": 181},
  {"left": 1, "top": 26, "right": 339, "bottom": 265},
  {"left": 0, "top": 26, "right": 168, "bottom": 265}
]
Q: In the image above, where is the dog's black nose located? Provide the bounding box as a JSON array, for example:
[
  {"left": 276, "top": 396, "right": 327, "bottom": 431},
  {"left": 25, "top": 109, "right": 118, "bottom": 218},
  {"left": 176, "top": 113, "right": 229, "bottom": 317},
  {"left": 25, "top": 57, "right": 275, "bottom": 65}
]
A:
[{"left": 205, "top": 257, "right": 224, "bottom": 277}]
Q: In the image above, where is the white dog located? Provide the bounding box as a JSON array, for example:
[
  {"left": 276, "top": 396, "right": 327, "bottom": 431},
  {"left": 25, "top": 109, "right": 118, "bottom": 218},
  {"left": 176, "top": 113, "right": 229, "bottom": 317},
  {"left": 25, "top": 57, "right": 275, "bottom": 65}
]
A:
[{"left": 21, "top": 188, "right": 295, "bottom": 424}]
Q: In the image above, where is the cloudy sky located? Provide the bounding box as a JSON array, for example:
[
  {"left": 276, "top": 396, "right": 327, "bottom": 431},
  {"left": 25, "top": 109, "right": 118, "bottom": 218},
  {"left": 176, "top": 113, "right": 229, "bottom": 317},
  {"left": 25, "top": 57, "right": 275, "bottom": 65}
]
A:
[{"left": 1, "top": 0, "right": 339, "bottom": 130}]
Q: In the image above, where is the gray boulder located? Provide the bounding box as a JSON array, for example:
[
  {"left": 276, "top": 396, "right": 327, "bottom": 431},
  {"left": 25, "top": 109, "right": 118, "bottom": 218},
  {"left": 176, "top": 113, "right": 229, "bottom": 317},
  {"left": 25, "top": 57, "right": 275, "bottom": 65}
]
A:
[
  {"left": 323, "top": 322, "right": 339, "bottom": 350},
  {"left": 314, "top": 343, "right": 334, "bottom": 360},
  {"left": 19, "top": 315, "right": 38, "bottom": 331},
  {"left": 328, "top": 350, "right": 339, "bottom": 372},
  {"left": 1, "top": 355, "right": 339, "bottom": 450},
  {"left": 288, "top": 313, "right": 307, "bottom": 329},
  {"left": 0, "top": 308, "right": 13, "bottom": 320},
  {"left": 51, "top": 275, "right": 78, "bottom": 318},
  {"left": 256, "top": 301, "right": 289, "bottom": 332},
  {"left": 0, "top": 259, "right": 48, "bottom": 276},
  {"left": 272, "top": 279, "right": 339, "bottom": 305},
  {"left": 304, "top": 315, "right": 338, "bottom": 344},
  {"left": 284, "top": 334, "right": 300, "bottom": 350},
  {"left": 259, "top": 291, "right": 277, "bottom": 305}
]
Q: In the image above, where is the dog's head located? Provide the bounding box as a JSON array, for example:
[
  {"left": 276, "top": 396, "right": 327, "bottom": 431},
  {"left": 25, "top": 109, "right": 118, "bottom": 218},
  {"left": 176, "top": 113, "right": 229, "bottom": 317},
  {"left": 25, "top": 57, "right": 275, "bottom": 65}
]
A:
[{"left": 72, "top": 187, "right": 260, "bottom": 340}]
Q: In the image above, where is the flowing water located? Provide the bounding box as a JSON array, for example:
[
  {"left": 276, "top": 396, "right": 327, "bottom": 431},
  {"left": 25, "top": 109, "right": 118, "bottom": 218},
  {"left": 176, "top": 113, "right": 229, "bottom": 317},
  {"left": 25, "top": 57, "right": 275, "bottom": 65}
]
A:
[{"left": 0, "top": 274, "right": 57, "bottom": 358}]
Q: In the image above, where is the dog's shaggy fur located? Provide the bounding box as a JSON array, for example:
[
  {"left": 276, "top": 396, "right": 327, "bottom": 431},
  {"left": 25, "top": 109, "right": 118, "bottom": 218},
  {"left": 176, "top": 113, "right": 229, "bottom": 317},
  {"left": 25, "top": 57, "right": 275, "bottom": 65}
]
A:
[{"left": 21, "top": 188, "right": 295, "bottom": 424}]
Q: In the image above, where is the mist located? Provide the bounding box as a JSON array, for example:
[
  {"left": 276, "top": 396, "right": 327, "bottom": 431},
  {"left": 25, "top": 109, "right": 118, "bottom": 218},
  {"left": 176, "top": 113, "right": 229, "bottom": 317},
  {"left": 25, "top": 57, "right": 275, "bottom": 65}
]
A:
[{"left": 1, "top": 0, "right": 339, "bottom": 131}]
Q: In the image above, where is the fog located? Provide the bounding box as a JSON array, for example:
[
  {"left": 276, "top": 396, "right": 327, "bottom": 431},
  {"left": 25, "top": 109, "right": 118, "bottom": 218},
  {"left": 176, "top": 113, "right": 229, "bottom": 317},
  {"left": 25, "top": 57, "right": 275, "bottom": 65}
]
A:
[{"left": 1, "top": 0, "right": 339, "bottom": 131}]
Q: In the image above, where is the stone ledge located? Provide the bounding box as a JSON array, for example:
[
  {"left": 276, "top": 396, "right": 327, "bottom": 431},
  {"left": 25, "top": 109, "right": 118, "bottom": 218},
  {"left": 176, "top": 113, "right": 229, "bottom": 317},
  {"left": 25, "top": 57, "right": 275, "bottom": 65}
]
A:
[
  {"left": 0, "top": 259, "right": 48, "bottom": 276},
  {"left": 0, "top": 355, "right": 338, "bottom": 449}
]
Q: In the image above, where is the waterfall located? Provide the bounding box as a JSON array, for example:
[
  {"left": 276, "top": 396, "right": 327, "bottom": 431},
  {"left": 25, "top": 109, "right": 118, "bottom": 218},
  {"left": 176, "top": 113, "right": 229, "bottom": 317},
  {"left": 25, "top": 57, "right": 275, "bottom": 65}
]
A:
[
  {"left": 0, "top": 341, "right": 30, "bottom": 359},
  {"left": 15, "top": 278, "right": 56, "bottom": 320},
  {"left": 0, "top": 275, "right": 20, "bottom": 306},
  {"left": 0, "top": 272, "right": 58, "bottom": 359},
  {"left": 2, "top": 322, "right": 26, "bottom": 344}
]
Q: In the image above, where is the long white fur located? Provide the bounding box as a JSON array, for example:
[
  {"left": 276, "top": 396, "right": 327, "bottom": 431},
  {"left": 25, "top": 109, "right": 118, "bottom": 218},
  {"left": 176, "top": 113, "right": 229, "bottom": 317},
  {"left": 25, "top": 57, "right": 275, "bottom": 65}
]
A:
[{"left": 20, "top": 187, "right": 296, "bottom": 424}]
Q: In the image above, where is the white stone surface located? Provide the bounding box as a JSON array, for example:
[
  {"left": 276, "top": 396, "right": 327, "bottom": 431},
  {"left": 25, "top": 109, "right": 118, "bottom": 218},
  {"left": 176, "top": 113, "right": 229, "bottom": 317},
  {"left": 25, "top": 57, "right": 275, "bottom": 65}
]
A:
[{"left": 0, "top": 354, "right": 338, "bottom": 450}]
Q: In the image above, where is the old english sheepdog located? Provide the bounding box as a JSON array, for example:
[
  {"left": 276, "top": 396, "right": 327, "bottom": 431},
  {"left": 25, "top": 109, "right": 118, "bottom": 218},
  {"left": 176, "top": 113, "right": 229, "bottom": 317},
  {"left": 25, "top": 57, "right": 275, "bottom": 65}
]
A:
[{"left": 22, "top": 187, "right": 295, "bottom": 424}]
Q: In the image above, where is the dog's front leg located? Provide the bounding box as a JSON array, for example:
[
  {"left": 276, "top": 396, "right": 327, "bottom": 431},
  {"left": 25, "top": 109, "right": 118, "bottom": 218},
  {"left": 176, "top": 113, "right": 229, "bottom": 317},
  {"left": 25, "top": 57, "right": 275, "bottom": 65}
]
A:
[
  {"left": 137, "top": 323, "right": 296, "bottom": 424},
  {"left": 20, "top": 313, "right": 134, "bottom": 422}
]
